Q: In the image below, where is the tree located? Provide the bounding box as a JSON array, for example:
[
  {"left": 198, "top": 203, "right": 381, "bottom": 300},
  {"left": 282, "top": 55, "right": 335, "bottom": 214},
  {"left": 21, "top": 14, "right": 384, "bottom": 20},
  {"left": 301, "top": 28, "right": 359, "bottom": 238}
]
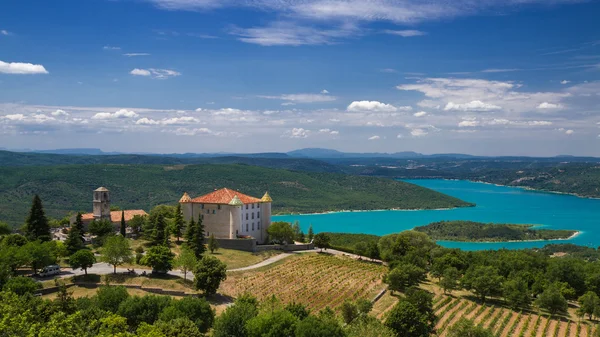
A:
[
  {"left": 174, "top": 244, "right": 197, "bottom": 280},
  {"left": 2, "top": 276, "right": 41, "bottom": 295},
  {"left": 578, "top": 291, "right": 600, "bottom": 320},
  {"left": 152, "top": 213, "right": 168, "bottom": 246},
  {"left": 502, "top": 277, "right": 531, "bottom": 310},
  {"left": 354, "top": 242, "right": 368, "bottom": 257},
  {"left": 188, "top": 215, "right": 206, "bottom": 258},
  {"left": 73, "top": 212, "right": 85, "bottom": 237},
  {"left": 95, "top": 285, "right": 130, "bottom": 313},
  {"left": 24, "top": 194, "right": 51, "bottom": 242},
  {"left": 307, "top": 224, "right": 314, "bottom": 242},
  {"left": 440, "top": 267, "right": 460, "bottom": 294},
  {"left": 141, "top": 245, "right": 175, "bottom": 273},
  {"left": 356, "top": 298, "right": 373, "bottom": 316},
  {"left": 88, "top": 219, "right": 114, "bottom": 238},
  {"left": 285, "top": 302, "right": 310, "bottom": 320},
  {"left": 462, "top": 266, "right": 504, "bottom": 303},
  {"left": 193, "top": 255, "right": 227, "bottom": 295},
  {"left": 536, "top": 283, "right": 568, "bottom": 315},
  {"left": 447, "top": 318, "right": 494, "bottom": 337},
  {"left": 128, "top": 215, "right": 146, "bottom": 237},
  {"left": 313, "top": 232, "right": 331, "bottom": 251},
  {"left": 384, "top": 300, "right": 433, "bottom": 337},
  {"left": 185, "top": 216, "right": 197, "bottom": 253},
  {"left": 208, "top": 233, "right": 219, "bottom": 254},
  {"left": 159, "top": 296, "right": 215, "bottom": 333},
  {"left": 22, "top": 240, "right": 55, "bottom": 274},
  {"left": 64, "top": 226, "right": 84, "bottom": 254},
  {"left": 292, "top": 221, "right": 302, "bottom": 242},
  {"left": 0, "top": 221, "right": 12, "bottom": 236},
  {"left": 117, "top": 294, "right": 172, "bottom": 328},
  {"left": 101, "top": 235, "right": 132, "bottom": 274},
  {"left": 172, "top": 203, "right": 184, "bottom": 244},
  {"left": 267, "top": 221, "right": 295, "bottom": 244},
  {"left": 120, "top": 211, "right": 126, "bottom": 237},
  {"left": 295, "top": 314, "right": 346, "bottom": 337},
  {"left": 212, "top": 300, "right": 258, "bottom": 337},
  {"left": 69, "top": 249, "right": 96, "bottom": 275},
  {"left": 340, "top": 300, "right": 359, "bottom": 324},
  {"left": 384, "top": 263, "right": 426, "bottom": 294},
  {"left": 246, "top": 309, "right": 298, "bottom": 337},
  {"left": 365, "top": 241, "right": 380, "bottom": 260},
  {"left": 154, "top": 318, "right": 203, "bottom": 337},
  {"left": 345, "top": 316, "right": 395, "bottom": 337}
]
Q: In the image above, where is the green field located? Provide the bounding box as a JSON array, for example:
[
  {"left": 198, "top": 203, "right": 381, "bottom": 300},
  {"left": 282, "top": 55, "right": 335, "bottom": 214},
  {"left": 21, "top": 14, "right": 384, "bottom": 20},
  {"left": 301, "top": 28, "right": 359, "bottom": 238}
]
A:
[{"left": 0, "top": 164, "right": 473, "bottom": 226}]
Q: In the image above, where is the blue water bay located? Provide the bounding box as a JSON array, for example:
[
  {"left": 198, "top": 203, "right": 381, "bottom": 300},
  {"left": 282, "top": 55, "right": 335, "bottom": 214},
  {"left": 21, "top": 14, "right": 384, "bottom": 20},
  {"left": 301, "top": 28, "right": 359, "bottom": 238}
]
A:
[{"left": 273, "top": 179, "right": 600, "bottom": 251}]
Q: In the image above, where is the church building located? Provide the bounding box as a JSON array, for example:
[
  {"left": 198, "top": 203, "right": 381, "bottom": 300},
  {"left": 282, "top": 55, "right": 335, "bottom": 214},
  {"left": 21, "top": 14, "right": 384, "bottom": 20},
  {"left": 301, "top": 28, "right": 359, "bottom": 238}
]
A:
[
  {"left": 179, "top": 188, "right": 272, "bottom": 244},
  {"left": 72, "top": 187, "right": 148, "bottom": 230}
]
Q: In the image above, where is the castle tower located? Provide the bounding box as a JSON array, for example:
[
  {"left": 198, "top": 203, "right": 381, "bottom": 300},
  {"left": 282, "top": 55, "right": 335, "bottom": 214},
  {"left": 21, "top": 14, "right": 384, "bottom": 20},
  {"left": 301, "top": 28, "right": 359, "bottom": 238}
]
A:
[
  {"left": 229, "top": 195, "right": 243, "bottom": 239},
  {"left": 93, "top": 187, "right": 111, "bottom": 220},
  {"left": 260, "top": 192, "right": 272, "bottom": 244},
  {"left": 179, "top": 192, "right": 193, "bottom": 222}
]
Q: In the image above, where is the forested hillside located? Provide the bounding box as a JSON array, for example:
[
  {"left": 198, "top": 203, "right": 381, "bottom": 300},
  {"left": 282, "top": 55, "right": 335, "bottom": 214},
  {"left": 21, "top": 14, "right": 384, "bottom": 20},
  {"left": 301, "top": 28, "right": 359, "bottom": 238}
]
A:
[{"left": 0, "top": 164, "right": 472, "bottom": 226}]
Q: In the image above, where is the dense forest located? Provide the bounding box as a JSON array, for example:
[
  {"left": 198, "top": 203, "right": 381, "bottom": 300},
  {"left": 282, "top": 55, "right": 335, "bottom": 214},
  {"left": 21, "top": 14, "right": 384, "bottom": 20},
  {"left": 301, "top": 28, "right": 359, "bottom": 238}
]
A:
[
  {"left": 0, "top": 164, "right": 472, "bottom": 226},
  {"left": 413, "top": 221, "right": 577, "bottom": 242}
]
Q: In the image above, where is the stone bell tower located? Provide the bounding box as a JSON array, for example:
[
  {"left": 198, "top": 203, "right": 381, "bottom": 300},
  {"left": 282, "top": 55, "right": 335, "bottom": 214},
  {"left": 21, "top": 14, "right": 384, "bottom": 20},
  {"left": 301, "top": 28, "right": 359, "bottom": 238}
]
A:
[{"left": 93, "top": 187, "right": 111, "bottom": 220}]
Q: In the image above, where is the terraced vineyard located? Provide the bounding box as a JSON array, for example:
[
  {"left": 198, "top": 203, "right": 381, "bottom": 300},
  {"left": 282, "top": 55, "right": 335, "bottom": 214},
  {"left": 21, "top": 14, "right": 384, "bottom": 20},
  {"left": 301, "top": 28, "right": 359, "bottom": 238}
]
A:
[
  {"left": 219, "top": 253, "right": 387, "bottom": 312},
  {"left": 377, "top": 294, "right": 596, "bottom": 336}
]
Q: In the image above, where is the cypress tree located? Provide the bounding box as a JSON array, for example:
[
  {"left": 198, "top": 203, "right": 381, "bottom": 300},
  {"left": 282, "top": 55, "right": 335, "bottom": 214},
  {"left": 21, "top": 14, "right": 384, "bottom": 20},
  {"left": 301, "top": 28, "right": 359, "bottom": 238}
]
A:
[
  {"left": 307, "top": 224, "right": 314, "bottom": 242},
  {"left": 24, "top": 194, "right": 50, "bottom": 242},
  {"left": 191, "top": 215, "right": 206, "bottom": 258},
  {"left": 173, "top": 204, "right": 184, "bottom": 244},
  {"left": 153, "top": 213, "right": 166, "bottom": 246},
  {"left": 74, "top": 212, "right": 85, "bottom": 241},
  {"left": 185, "top": 216, "right": 196, "bottom": 253},
  {"left": 120, "top": 211, "right": 126, "bottom": 237},
  {"left": 65, "top": 226, "right": 84, "bottom": 254}
]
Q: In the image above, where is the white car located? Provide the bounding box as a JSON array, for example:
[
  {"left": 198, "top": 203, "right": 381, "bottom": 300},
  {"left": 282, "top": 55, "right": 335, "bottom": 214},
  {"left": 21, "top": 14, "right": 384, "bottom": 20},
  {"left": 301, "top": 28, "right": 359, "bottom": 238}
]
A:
[{"left": 39, "top": 265, "right": 61, "bottom": 277}]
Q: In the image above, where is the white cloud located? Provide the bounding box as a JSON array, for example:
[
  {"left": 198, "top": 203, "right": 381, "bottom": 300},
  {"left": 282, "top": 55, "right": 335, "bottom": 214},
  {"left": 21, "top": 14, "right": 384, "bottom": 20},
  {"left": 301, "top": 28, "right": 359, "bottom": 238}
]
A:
[
  {"left": 458, "top": 120, "right": 480, "bottom": 127},
  {"left": 413, "top": 111, "right": 427, "bottom": 117},
  {"left": 321, "top": 89, "right": 329, "bottom": 94},
  {"left": 444, "top": 100, "right": 501, "bottom": 112},
  {"left": 123, "top": 53, "right": 151, "bottom": 57},
  {"left": 368, "top": 135, "right": 380, "bottom": 140},
  {"left": 383, "top": 29, "right": 426, "bottom": 37},
  {"left": 565, "top": 129, "right": 574, "bottom": 135},
  {"left": 283, "top": 128, "right": 311, "bottom": 138},
  {"left": 347, "top": 100, "right": 409, "bottom": 112},
  {"left": 380, "top": 68, "right": 397, "bottom": 73},
  {"left": 0, "top": 60, "right": 48, "bottom": 74},
  {"left": 1, "top": 30, "right": 10, "bottom": 36},
  {"left": 396, "top": 134, "right": 403, "bottom": 138},
  {"left": 537, "top": 102, "right": 563, "bottom": 109},
  {"left": 480, "top": 68, "right": 520, "bottom": 73},
  {"left": 195, "top": 108, "right": 203, "bottom": 112},
  {"left": 136, "top": 118, "right": 160, "bottom": 125},
  {"left": 1, "top": 114, "right": 26, "bottom": 121},
  {"left": 411, "top": 128, "right": 428, "bottom": 137},
  {"left": 173, "top": 127, "right": 214, "bottom": 136},
  {"left": 32, "top": 114, "right": 55, "bottom": 122},
  {"left": 51, "top": 109, "right": 69, "bottom": 116},
  {"left": 92, "top": 109, "right": 139, "bottom": 120},
  {"left": 161, "top": 116, "right": 200, "bottom": 124},
  {"left": 319, "top": 128, "right": 339, "bottom": 135},
  {"left": 230, "top": 21, "right": 359, "bottom": 46},
  {"left": 259, "top": 93, "right": 337, "bottom": 103},
  {"left": 281, "top": 102, "right": 296, "bottom": 106},
  {"left": 103, "top": 45, "right": 121, "bottom": 50},
  {"left": 560, "top": 80, "right": 570, "bottom": 85},
  {"left": 130, "top": 68, "right": 181, "bottom": 79}
]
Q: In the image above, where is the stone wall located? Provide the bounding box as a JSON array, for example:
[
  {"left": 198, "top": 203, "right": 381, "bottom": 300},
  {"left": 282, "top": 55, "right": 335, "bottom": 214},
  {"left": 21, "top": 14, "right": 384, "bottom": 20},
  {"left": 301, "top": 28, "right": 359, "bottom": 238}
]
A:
[{"left": 204, "top": 237, "right": 257, "bottom": 252}]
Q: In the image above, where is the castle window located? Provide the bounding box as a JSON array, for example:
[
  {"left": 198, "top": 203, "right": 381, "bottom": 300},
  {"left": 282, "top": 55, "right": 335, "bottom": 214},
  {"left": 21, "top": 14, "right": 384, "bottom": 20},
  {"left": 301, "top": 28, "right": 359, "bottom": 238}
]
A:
[
  {"left": 252, "top": 223, "right": 254, "bottom": 230},
  {"left": 246, "top": 204, "right": 248, "bottom": 210},
  {"left": 206, "top": 210, "right": 209, "bottom": 214},
  {"left": 252, "top": 203, "right": 255, "bottom": 209},
  {"left": 246, "top": 224, "right": 248, "bottom": 232},
  {"left": 218, "top": 205, "right": 221, "bottom": 210},
  {"left": 246, "top": 214, "right": 248, "bottom": 220},
  {"left": 251, "top": 213, "right": 254, "bottom": 219},
  {"left": 201, "top": 204, "right": 204, "bottom": 209},
  {"left": 212, "top": 210, "right": 216, "bottom": 214},
  {"left": 258, "top": 212, "right": 260, "bottom": 219},
  {"left": 258, "top": 223, "right": 260, "bottom": 230}
]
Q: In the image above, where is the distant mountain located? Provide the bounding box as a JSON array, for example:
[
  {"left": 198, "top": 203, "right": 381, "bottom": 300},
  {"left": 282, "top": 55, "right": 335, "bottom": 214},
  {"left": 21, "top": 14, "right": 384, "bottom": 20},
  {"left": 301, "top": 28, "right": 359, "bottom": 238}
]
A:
[
  {"left": 34, "top": 148, "right": 119, "bottom": 155},
  {"left": 287, "top": 148, "right": 425, "bottom": 159}
]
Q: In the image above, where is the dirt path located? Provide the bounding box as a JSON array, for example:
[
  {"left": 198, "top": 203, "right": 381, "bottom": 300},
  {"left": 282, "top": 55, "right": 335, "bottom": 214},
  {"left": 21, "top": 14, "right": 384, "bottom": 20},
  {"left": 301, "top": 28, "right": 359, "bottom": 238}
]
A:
[
  {"left": 483, "top": 307, "right": 503, "bottom": 329},
  {"left": 535, "top": 316, "right": 549, "bottom": 337},
  {"left": 473, "top": 306, "right": 494, "bottom": 325},
  {"left": 557, "top": 320, "right": 569, "bottom": 337},
  {"left": 523, "top": 314, "right": 541, "bottom": 337},
  {"left": 545, "top": 320, "right": 557, "bottom": 337},
  {"left": 511, "top": 313, "right": 530, "bottom": 337},
  {"left": 567, "top": 321, "right": 578, "bottom": 337}
]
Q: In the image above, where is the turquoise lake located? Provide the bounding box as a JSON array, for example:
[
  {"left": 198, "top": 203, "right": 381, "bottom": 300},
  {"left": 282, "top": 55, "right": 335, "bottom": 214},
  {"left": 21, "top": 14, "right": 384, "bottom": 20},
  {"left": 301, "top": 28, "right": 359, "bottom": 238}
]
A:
[{"left": 273, "top": 179, "right": 600, "bottom": 251}]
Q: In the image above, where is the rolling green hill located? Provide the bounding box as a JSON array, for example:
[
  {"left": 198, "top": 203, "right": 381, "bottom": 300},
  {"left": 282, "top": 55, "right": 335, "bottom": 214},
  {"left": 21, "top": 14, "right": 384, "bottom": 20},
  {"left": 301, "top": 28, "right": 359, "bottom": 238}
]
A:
[{"left": 0, "top": 164, "right": 473, "bottom": 226}]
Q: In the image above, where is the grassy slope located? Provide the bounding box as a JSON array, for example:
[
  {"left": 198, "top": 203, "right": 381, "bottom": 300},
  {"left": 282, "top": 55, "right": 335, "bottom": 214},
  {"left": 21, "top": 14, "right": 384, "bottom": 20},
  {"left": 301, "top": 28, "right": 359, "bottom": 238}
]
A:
[{"left": 0, "top": 164, "right": 472, "bottom": 226}]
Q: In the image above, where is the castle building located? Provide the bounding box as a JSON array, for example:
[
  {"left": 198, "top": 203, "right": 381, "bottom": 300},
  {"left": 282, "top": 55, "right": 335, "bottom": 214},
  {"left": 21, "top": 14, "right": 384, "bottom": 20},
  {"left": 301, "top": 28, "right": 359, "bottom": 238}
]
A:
[
  {"left": 179, "top": 188, "right": 272, "bottom": 244},
  {"left": 72, "top": 187, "right": 148, "bottom": 230}
]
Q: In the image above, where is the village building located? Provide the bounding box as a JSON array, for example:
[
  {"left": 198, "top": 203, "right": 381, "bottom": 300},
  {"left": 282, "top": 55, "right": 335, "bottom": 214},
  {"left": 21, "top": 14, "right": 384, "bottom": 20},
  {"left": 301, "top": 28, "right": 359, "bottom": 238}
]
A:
[
  {"left": 71, "top": 187, "right": 147, "bottom": 230},
  {"left": 179, "top": 188, "right": 272, "bottom": 244}
]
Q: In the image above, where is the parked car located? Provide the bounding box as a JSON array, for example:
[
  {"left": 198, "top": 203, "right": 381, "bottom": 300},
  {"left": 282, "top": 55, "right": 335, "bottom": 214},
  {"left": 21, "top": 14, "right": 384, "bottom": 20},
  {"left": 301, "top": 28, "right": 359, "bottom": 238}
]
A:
[{"left": 39, "top": 264, "right": 61, "bottom": 277}]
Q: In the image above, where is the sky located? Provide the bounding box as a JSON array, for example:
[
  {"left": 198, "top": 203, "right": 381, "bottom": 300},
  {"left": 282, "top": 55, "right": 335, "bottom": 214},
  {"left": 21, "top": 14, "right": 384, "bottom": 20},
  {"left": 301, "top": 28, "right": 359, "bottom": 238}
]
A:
[{"left": 1, "top": 0, "right": 600, "bottom": 156}]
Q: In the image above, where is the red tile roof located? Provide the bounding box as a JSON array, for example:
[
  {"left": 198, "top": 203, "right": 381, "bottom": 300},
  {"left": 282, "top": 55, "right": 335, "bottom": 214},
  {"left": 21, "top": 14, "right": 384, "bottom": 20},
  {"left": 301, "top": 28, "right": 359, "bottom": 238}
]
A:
[
  {"left": 81, "top": 210, "right": 148, "bottom": 222},
  {"left": 190, "top": 188, "right": 262, "bottom": 205}
]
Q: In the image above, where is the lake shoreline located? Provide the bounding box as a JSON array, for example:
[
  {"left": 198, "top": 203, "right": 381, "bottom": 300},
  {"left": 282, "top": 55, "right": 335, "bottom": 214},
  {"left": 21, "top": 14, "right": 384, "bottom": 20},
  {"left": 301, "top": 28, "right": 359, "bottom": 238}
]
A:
[
  {"left": 434, "top": 230, "right": 581, "bottom": 244},
  {"left": 273, "top": 206, "right": 460, "bottom": 216},
  {"left": 468, "top": 179, "right": 600, "bottom": 200}
]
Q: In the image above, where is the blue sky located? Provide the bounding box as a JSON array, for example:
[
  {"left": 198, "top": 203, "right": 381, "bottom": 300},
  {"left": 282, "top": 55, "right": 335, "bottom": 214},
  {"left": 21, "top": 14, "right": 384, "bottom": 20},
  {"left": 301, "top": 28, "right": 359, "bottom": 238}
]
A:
[{"left": 1, "top": 0, "right": 599, "bottom": 156}]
